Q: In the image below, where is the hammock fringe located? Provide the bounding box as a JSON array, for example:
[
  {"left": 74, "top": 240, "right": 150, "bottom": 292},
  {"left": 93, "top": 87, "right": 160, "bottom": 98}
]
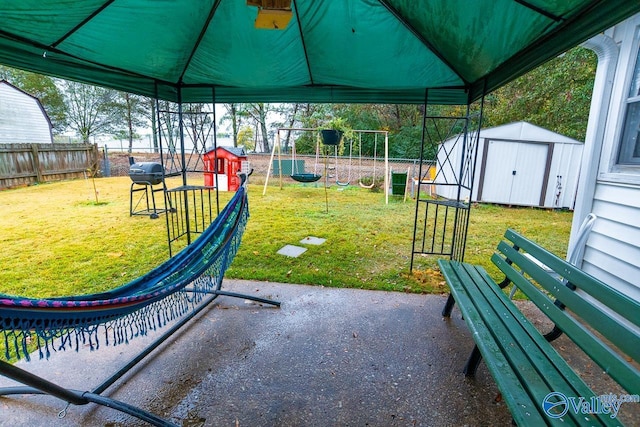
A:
[{"left": 1, "top": 185, "right": 249, "bottom": 361}]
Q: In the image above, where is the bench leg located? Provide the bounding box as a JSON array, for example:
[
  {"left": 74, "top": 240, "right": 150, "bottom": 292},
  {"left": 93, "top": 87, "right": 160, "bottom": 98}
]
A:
[
  {"left": 442, "top": 293, "right": 456, "bottom": 317},
  {"left": 463, "top": 345, "right": 483, "bottom": 377},
  {"left": 543, "top": 325, "right": 564, "bottom": 342}
]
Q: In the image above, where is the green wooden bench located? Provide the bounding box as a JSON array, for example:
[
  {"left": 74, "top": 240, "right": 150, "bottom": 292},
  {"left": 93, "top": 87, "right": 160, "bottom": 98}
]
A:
[{"left": 438, "top": 229, "right": 640, "bottom": 426}]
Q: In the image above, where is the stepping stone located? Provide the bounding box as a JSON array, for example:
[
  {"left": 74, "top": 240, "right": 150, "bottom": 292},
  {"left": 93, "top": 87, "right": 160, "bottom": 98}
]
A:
[
  {"left": 277, "top": 245, "right": 307, "bottom": 258},
  {"left": 300, "top": 236, "right": 326, "bottom": 245}
]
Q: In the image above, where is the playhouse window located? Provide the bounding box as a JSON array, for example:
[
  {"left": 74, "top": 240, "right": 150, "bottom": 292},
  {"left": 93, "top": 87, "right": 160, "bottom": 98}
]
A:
[
  {"left": 618, "top": 43, "right": 640, "bottom": 165},
  {"left": 217, "top": 158, "right": 225, "bottom": 173}
]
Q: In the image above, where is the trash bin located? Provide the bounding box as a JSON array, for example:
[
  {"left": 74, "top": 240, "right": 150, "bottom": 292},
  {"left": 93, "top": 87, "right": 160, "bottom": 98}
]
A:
[{"left": 391, "top": 172, "right": 407, "bottom": 196}]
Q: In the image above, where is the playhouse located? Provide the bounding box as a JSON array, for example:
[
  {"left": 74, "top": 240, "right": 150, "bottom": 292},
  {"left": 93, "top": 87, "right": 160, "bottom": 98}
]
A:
[{"left": 203, "top": 146, "right": 250, "bottom": 191}]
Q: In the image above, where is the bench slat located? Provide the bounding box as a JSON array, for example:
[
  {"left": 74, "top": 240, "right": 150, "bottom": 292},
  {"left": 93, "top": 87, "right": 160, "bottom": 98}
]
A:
[
  {"left": 496, "top": 242, "right": 640, "bottom": 365},
  {"left": 493, "top": 251, "right": 640, "bottom": 397},
  {"left": 503, "top": 229, "right": 640, "bottom": 329},
  {"left": 453, "top": 261, "right": 613, "bottom": 426},
  {"left": 438, "top": 260, "right": 550, "bottom": 426}
]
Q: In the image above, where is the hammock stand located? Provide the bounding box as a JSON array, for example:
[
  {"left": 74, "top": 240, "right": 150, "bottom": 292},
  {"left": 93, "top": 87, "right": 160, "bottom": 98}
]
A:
[{"left": 0, "top": 175, "right": 280, "bottom": 427}]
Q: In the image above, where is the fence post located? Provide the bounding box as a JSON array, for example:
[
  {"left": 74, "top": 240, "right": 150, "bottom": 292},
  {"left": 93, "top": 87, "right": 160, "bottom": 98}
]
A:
[
  {"left": 90, "top": 143, "right": 100, "bottom": 176},
  {"left": 102, "top": 146, "right": 111, "bottom": 177},
  {"left": 30, "top": 144, "right": 43, "bottom": 183}
]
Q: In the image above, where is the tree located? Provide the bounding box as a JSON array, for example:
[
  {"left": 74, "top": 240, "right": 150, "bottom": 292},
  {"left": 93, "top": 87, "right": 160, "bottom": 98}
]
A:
[
  {"left": 331, "top": 103, "right": 427, "bottom": 158},
  {"left": 241, "top": 103, "right": 273, "bottom": 153},
  {"left": 0, "top": 66, "right": 67, "bottom": 134},
  {"left": 112, "top": 92, "right": 148, "bottom": 153},
  {"left": 221, "top": 103, "right": 243, "bottom": 147},
  {"left": 293, "top": 103, "right": 332, "bottom": 154},
  {"left": 237, "top": 126, "right": 255, "bottom": 150},
  {"left": 270, "top": 103, "right": 305, "bottom": 152},
  {"left": 484, "top": 46, "right": 597, "bottom": 141},
  {"left": 63, "top": 81, "right": 119, "bottom": 143}
]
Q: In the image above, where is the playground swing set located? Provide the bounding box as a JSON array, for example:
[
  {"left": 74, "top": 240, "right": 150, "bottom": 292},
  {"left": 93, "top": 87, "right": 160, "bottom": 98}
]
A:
[
  {"left": 263, "top": 127, "right": 391, "bottom": 203},
  {"left": 334, "top": 133, "right": 384, "bottom": 189}
]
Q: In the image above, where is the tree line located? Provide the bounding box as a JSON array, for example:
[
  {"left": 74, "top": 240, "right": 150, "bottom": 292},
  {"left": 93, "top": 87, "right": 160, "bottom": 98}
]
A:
[{"left": 0, "top": 46, "right": 596, "bottom": 159}]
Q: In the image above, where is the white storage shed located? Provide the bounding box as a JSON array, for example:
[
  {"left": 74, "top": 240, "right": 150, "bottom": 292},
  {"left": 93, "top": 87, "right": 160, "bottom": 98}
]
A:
[
  {"left": 435, "top": 121, "right": 583, "bottom": 209},
  {"left": 0, "top": 80, "right": 53, "bottom": 144}
]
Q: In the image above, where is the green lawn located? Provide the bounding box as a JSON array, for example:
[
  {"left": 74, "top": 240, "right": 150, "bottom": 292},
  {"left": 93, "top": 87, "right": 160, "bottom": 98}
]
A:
[{"left": 0, "top": 177, "right": 573, "bottom": 298}]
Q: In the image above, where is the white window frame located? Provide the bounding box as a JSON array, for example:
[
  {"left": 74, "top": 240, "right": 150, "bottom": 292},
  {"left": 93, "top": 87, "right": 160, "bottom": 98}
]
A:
[
  {"left": 598, "top": 18, "right": 640, "bottom": 184},
  {"left": 617, "top": 39, "right": 640, "bottom": 166}
]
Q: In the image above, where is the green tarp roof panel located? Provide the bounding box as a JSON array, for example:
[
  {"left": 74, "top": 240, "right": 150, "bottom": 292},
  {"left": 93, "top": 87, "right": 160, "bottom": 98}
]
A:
[{"left": 0, "top": 0, "right": 639, "bottom": 104}]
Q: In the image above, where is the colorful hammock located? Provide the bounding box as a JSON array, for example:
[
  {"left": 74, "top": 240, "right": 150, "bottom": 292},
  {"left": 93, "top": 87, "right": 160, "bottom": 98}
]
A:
[{"left": 1, "top": 184, "right": 249, "bottom": 361}]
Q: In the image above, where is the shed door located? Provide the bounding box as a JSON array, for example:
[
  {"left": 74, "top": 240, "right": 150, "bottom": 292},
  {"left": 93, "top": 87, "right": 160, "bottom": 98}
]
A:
[{"left": 480, "top": 140, "right": 549, "bottom": 206}]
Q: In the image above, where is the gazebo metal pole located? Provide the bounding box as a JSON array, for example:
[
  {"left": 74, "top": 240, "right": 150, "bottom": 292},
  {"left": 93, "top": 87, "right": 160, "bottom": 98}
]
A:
[
  {"left": 410, "top": 89, "right": 429, "bottom": 271},
  {"left": 154, "top": 83, "right": 173, "bottom": 257},
  {"left": 384, "top": 131, "right": 389, "bottom": 205},
  {"left": 212, "top": 88, "right": 220, "bottom": 214},
  {"left": 460, "top": 92, "right": 486, "bottom": 261},
  {"left": 277, "top": 131, "right": 283, "bottom": 190},
  {"left": 450, "top": 103, "right": 470, "bottom": 261},
  {"left": 324, "top": 140, "right": 329, "bottom": 213},
  {"left": 177, "top": 90, "right": 191, "bottom": 245}
]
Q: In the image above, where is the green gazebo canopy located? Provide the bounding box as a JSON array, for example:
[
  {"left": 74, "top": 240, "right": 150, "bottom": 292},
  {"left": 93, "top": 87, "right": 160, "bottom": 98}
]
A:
[{"left": 0, "top": 0, "right": 638, "bottom": 104}]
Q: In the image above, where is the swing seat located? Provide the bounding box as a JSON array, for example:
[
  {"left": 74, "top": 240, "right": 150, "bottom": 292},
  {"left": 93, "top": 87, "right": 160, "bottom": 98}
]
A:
[{"left": 291, "top": 173, "right": 322, "bottom": 183}]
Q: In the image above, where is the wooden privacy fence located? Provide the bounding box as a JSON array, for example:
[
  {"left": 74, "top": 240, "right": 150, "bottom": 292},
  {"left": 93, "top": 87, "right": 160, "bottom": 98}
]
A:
[{"left": 0, "top": 143, "right": 100, "bottom": 189}]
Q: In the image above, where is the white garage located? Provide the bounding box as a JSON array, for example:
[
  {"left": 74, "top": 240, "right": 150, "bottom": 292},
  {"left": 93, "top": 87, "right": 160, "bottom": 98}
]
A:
[{"left": 436, "top": 121, "right": 583, "bottom": 209}]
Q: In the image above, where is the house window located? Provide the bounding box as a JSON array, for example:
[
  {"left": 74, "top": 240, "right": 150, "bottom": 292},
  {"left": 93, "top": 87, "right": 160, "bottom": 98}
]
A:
[{"left": 618, "top": 44, "right": 640, "bottom": 165}]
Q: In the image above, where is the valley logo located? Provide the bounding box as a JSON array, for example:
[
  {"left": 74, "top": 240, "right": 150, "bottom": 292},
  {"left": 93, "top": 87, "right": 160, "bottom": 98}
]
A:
[{"left": 542, "top": 392, "right": 639, "bottom": 419}]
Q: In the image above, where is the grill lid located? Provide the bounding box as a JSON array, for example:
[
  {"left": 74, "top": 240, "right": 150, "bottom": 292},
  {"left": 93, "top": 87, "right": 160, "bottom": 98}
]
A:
[{"left": 129, "top": 162, "right": 164, "bottom": 185}]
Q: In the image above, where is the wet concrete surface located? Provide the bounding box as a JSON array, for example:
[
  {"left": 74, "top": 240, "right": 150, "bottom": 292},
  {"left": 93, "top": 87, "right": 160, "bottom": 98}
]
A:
[{"left": 0, "top": 280, "right": 637, "bottom": 426}]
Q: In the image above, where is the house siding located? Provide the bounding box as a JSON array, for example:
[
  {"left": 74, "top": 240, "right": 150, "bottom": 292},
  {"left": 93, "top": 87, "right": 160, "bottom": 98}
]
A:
[
  {"left": 0, "top": 82, "right": 52, "bottom": 144},
  {"left": 582, "top": 182, "right": 640, "bottom": 299}
]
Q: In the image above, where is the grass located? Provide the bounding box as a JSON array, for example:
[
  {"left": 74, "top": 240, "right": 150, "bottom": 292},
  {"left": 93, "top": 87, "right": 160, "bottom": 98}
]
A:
[
  {"left": 0, "top": 177, "right": 573, "bottom": 299},
  {"left": 0, "top": 178, "right": 168, "bottom": 297},
  {"left": 233, "top": 184, "right": 423, "bottom": 292}
]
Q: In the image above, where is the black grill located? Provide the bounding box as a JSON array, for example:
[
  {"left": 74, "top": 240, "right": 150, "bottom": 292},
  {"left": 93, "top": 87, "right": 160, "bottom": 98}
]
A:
[{"left": 129, "top": 162, "right": 164, "bottom": 185}]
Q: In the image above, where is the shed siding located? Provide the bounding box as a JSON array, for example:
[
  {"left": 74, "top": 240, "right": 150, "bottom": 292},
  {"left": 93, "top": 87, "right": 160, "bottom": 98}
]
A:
[
  {"left": 582, "top": 182, "right": 640, "bottom": 299},
  {"left": 545, "top": 142, "right": 583, "bottom": 209},
  {"left": 0, "top": 83, "right": 52, "bottom": 144},
  {"left": 436, "top": 122, "right": 582, "bottom": 208},
  {"left": 479, "top": 139, "right": 550, "bottom": 206}
]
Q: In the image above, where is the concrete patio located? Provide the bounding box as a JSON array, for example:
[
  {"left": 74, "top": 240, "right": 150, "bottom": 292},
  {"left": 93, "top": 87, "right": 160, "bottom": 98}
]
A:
[{"left": 0, "top": 280, "right": 635, "bottom": 426}]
